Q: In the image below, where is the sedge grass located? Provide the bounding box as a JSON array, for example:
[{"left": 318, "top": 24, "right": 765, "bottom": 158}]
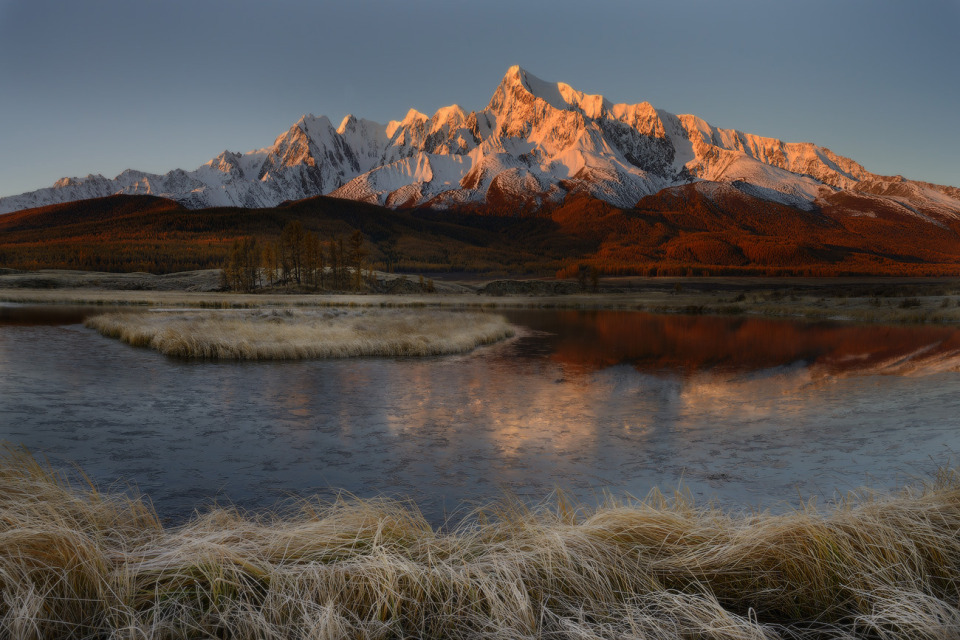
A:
[
  {"left": 84, "top": 308, "right": 515, "bottom": 359},
  {"left": 3, "top": 447, "right": 960, "bottom": 638}
]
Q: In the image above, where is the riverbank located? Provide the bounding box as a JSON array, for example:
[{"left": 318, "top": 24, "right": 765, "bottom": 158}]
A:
[
  {"left": 4, "top": 269, "right": 960, "bottom": 324},
  {"left": 2, "top": 446, "right": 959, "bottom": 639}
]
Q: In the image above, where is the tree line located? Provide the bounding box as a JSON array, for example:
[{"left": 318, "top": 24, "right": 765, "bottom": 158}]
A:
[{"left": 222, "top": 222, "right": 369, "bottom": 292}]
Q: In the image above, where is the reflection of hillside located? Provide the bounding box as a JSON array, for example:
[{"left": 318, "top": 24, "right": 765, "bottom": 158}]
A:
[
  {"left": 0, "top": 304, "right": 94, "bottom": 326},
  {"left": 512, "top": 310, "right": 960, "bottom": 378}
]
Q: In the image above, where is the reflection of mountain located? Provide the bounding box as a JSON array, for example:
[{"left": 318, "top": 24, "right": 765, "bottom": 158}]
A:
[{"left": 508, "top": 310, "right": 960, "bottom": 378}]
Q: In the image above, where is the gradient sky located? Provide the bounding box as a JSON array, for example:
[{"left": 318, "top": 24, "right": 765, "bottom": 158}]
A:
[{"left": 1, "top": 0, "right": 957, "bottom": 199}]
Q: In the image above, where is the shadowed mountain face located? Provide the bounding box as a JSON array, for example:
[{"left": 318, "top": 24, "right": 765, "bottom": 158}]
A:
[{"left": 2, "top": 66, "right": 958, "bottom": 226}]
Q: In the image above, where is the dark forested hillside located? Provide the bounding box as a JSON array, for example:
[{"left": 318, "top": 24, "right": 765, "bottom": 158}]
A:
[
  {"left": 0, "top": 194, "right": 563, "bottom": 275},
  {"left": 2, "top": 189, "right": 960, "bottom": 277}
]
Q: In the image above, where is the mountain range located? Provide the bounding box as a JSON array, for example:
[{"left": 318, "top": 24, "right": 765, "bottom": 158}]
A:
[{"left": 3, "top": 65, "right": 958, "bottom": 221}]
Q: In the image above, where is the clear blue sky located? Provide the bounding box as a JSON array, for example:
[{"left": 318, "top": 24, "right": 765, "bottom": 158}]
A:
[{"left": 1, "top": 0, "right": 957, "bottom": 198}]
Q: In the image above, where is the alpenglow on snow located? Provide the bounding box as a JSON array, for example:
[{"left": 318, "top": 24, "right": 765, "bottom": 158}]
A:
[{"left": 2, "top": 66, "right": 959, "bottom": 219}]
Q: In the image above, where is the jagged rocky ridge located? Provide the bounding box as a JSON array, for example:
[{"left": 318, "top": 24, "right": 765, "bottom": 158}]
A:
[{"left": 3, "top": 66, "right": 959, "bottom": 219}]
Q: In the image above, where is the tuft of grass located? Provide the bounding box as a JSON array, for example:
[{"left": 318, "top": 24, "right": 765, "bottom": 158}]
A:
[
  {"left": 84, "top": 308, "right": 514, "bottom": 360},
  {"left": 3, "top": 447, "right": 960, "bottom": 638}
]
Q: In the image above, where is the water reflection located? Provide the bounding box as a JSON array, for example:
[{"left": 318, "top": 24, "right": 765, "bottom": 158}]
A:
[
  {"left": 1, "top": 306, "right": 960, "bottom": 524},
  {"left": 506, "top": 310, "right": 960, "bottom": 378},
  {"left": 0, "top": 303, "right": 108, "bottom": 326}
]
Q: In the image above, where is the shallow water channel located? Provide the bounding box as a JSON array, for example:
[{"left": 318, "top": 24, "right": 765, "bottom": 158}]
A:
[{"left": 3, "top": 302, "right": 960, "bottom": 524}]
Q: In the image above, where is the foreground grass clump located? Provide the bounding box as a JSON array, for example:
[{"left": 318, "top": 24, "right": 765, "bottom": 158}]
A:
[
  {"left": 4, "top": 448, "right": 960, "bottom": 638},
  {"left": 85, "top": 308, "right": 514, "bottom": 359}
]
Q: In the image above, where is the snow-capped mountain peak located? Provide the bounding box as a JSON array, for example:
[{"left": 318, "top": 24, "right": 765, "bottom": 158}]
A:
[
  {"left": 386, "top": 109, "right": 428, "bottom": 138},
  {"left": 2, "top": 66, "right": 958, "bottom": 219},
  {"left": 497, "top": 65, "right": 612, "bottom": 119}
]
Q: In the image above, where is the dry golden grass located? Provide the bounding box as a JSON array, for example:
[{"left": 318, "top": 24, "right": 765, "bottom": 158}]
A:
[
  {"left": 3, "top": 445, "right": 960, "bottom": 638},
  {"left": 84, "top": 308, "right": 514, "bottom": 359}
]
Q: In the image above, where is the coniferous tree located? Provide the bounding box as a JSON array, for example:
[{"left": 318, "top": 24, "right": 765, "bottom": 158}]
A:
[
  {"left": 261, "top": 242, "right": 276, "bottom": 287},
  {"left": 337, "top": 237, "right": 347, "bottom": 290},
  {"left": 303, "top": 231, "right": 320, "bottom": 290},
  {"left": 225, "top": 237, "right": 260, "bottom": 292},
  {"left": 327, "top": 238, "right": 341, "bottom": 290},
  {"left": 317, "top": 235, "right": 327, "bottom": 289},
  {"left": 348, "top": 230, "right": 366, "bottom": 291},
  {"left": 272, "top": 240, "right": 282, "bottom": 285},
  {"left": 280, "top": 220, "right": 306, "bottom": 285}
]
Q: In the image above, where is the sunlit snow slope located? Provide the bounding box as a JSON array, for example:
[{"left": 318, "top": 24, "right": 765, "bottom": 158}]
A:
[{"left": 2, "top": 66, "right": 958, "bottom": 219}]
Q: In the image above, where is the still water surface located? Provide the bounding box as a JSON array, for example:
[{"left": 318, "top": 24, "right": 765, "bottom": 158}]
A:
[{"left": 2, "top": 303, "right": 960, "bottom": 523}]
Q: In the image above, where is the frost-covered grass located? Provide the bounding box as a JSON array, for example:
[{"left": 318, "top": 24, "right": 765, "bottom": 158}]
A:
[
  {"left": 85, "top": 308, "right": 514, "bottom": 359},
  {"left": 6, "top": 281, "right": 960, "bottom": 325},
  {"left": 3, "top": 446, "right": 960, "bottom": 639}
]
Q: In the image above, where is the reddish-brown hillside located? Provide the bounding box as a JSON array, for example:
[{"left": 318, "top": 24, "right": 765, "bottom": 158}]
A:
[
  {"left": 2, "top": 186, "right": 960, "bottom": 277},
  {"left": 555, "top": 184, "right": 960, "bottom": 277}
]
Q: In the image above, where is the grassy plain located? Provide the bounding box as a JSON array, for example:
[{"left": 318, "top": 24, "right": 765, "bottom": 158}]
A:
[
  {"left": 4, "top": 271, "right": 960, "bottom": 325},
  {"left": 2, "top": 446, "right": 960, "bottom": 639}
]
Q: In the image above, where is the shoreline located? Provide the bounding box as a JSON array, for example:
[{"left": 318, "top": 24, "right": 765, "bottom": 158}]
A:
[
  {"left": 4, "top": 270, "right": 960, "bottom": 325},
  {"left": 3, "top": 446, "right": 960, "bottom": 639}
]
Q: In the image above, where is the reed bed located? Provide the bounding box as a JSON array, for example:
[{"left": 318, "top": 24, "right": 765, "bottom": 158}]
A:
[
  {"left": 84, "top": 308, "right": 514, "bottom": 359},
  {"left": 3, "top": 447, "right": 960, "bottom": 639}
]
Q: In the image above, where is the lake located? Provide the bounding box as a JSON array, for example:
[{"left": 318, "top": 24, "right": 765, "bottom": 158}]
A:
[{"left": 2, "top": 302, "right": 960, "bottom": 524}]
